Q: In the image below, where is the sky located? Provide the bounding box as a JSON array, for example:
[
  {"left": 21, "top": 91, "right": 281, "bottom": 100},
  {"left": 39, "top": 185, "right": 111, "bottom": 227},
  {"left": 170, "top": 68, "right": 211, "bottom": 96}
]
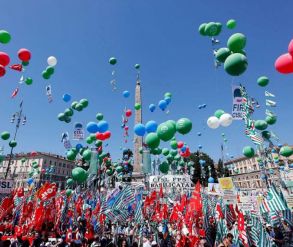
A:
[{"left": 0, "top": 0, "right": 293, "bottom": 162}]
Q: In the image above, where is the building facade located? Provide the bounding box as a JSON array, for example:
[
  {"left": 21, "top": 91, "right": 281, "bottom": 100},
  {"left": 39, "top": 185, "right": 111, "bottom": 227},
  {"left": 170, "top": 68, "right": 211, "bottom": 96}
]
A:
[{"left": 0, "top": 152, "right": 75, "bottom": 189}]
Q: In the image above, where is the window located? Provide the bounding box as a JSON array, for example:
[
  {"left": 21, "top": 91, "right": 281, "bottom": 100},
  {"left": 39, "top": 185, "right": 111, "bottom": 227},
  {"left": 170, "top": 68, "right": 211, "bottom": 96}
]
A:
[
  {"left": 63, "top": 163, "right": 66, "bottom": 168},
  {"left": 43, "top": 159, "right": 47, "bottom": 164},
  {"left": 49, "top": 160, "right": 52, "bottom": 165}
]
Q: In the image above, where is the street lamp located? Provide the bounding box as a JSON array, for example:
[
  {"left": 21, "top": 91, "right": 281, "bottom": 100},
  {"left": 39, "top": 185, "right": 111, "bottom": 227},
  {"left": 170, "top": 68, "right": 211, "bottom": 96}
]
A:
[{"left": 5, "top": 101, "right": 26, "bottom": 179}]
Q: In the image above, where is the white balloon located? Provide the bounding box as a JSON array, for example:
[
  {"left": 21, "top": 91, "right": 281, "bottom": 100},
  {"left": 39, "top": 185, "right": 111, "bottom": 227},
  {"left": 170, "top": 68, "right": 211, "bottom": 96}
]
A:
[
  {"left": 207, "top": 116, "right": 220, "bottom": 129},
  {"left": 47, "top": 56, "right": 57, "bottom": 66},
  {"left": 219, "top": 113, "right": 233, "bottom": 127}
]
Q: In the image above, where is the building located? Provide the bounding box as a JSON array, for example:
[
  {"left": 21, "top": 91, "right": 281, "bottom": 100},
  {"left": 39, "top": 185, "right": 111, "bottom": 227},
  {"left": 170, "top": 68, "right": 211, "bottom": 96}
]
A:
[{"left": 0, "top": 152, "right": 75, "bottom": 189}]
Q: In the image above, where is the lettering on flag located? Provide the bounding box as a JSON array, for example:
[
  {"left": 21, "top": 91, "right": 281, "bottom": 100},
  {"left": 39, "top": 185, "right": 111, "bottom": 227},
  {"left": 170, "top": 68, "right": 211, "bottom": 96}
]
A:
[
  {"left": 232, "top": 85, "right": 244, "bottom": 120},
  {"left": 73, "top": 123, "right": 84, "bottom": 140},
  {"left": 37, "top": 183, "right": 57, "bottom": 201}
]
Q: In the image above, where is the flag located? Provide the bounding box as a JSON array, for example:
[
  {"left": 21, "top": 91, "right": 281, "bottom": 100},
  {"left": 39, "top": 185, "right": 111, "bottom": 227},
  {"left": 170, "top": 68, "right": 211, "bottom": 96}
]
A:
[
  {"left": 265, "top": 91, "right": 275, "bottom": 97},
  {"left": 159, "top": 184, "right": 164, "bottom": 198},
  {"left": 46, "top": 85, "right": 53, "bottom": 103},
  {"left": 266, "top": 99, "right": 277, "bottom": 107},
  {"left": 265, "top": 109, "right": 275, "bottom": 117},
  {"left": 11, "top": 87, "right": 19, "bottom": 98},
  {"left": 9, "top": 64, "right": 23, "bottom": 71},
  {"left": 266, "top": 184, "right": 287, "bottom": 212},
  {"left": 249, "top": 133, "right": 264, "bottom": 145}
]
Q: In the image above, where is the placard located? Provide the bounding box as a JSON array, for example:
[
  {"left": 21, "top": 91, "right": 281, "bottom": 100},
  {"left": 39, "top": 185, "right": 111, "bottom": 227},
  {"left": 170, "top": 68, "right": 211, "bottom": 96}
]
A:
[
  {"left": 73, "top": 123, "right": 84, "bottom": 140},
  {"left": 0, "top": 179, "right": 14, "bottom": 194},
  {"left": 219, "top": 177, "right": 234, "bottom": 190},
  {"left": 232, "top": 85, "right": 244, "bottom": 120}
]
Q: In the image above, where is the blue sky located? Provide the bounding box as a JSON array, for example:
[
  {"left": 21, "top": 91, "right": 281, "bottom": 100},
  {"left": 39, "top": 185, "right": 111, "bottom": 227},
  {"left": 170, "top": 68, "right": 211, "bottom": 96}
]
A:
[{"left": 0, "top": 0, "right": 293, "bottom": 162}]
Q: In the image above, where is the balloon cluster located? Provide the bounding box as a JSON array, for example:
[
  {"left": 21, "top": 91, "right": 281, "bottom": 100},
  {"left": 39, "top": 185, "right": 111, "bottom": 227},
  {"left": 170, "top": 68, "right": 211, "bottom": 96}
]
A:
[
  {"left": 42, "top": 56, "right": 57, "bottom": 80},
  {"left": 275, "top": 39, "right": 293, "bottom": 74},
  {"left": 148, "top": 92, "right": 172, "bottom": 112},
  {"left": 207, "top": 110, "right": 233, "bottom": 129},
  {"left": 122, "top": 109, "right": 132, "bottom": 143},
  {"left": 115, "top": 149, "right": 133, "bottom": 179},
  {"left": 198, "top": 22, "right": 222, "bottom": 37},
  {"left": 1, "top": 131, "right": 18, "bottom": 148}
]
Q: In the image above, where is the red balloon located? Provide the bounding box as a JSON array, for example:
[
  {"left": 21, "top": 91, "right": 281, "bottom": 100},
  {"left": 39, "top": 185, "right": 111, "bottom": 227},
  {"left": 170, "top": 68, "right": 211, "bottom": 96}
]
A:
[
  {"left": 124, "top": 126, "right": 129, "bottom": 131},
  {"left": 0, "top": 52, "right": 10, "bottom": 66},
  {"left": 95, "top": 132, "right": 103, "bottom": 140},
  {"left": 275, "top": 53, "right": 293, "bottom": 74},
  {"left": 288, "top": 39, "right": 293, "bottom": 56},
  {"left": 104, "top": 131, "right": 111, "bottom": 139},
  {"left": 0, "top": 65, "right": 5, "bottom": 77},
  {"left": 125, "top": 109, "right": 132, "bottom": 117},
  {"left": 31, "top": 151, "right": 38, "bottom": 156},
  {"left": 41, "top": 169, "right": 46, "bottom": 173},
  {"left": 18, "top": 48, "right": 31, "bottom": 62},
  {"left": 177, "top": 141, "right": 184, "bottom": 149}
]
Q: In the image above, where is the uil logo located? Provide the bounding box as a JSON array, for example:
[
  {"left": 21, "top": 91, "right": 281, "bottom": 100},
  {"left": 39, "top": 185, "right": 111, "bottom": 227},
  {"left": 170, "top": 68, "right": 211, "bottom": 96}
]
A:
[{"left": 233, "top": 87, "right": 242, "bottom": 103}]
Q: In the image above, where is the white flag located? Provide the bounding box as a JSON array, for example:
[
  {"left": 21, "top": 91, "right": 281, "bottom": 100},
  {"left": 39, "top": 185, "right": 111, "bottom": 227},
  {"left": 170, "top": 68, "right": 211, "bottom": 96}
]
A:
[
  {"left": 266, "top": 99, "right": 276, "bottom": 107},
  {"left": 265, "top": 91, "right": 275, "bottom": 97}
]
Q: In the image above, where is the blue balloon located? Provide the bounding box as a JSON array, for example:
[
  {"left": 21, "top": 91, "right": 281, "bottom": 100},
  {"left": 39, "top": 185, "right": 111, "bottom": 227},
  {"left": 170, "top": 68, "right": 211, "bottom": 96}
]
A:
[
  {"left": 274, "top": 159, "right": 279, "bottom": 164},
  {"left": 202, "top": 104, "right": 207, "bottom": 108},
  {"left": 149, "top": 104, "right": 156, "bottom": 112},
  {"left": 164, "top": 97, "right": 171, "bottom": 105},
  {"left": 145, "top": 120, "right": 158, "bottom": 133},
  {"left": 63, "top": 93, "right": 71, "bottom": 102},
  {"left": 198, "top": 144, "right": 202, "bottom": 149},
  {"left": 86, "top": 122, "right": 99, "bottom": 133},
  {"left": 289, "top": 164, "right": 293, "bottom": 169},
  {"left": 134, "top": 123, "right": 146, "bottom": 136},
  {"left": 198, "top": 105, "right": 202, "bottom": 109},
  {"left": 158, "top": 100, "right": 167, "bottom": 111},
  {"left": 271, "top": 149, "right": 276, "bottom": 153},
  {"left": 27, "top": 178, "right": 34, "bottom": 184},
  {"left": 208, "top": 177, "right": 214, "bottom": 183},
  {"left": 123, "top": 90, "right": 130, "bottom": 98},
  {"left": 197, "top": 132, "right": 202, "bottom": 136},
  {"left": 230, "top": 155, "right": 234, "bottom": 159},
  {"left": 279, "top": 166, "right": 285, "bottom": 171},
  {"left": 97, "top": 120, "right": 109, "bottom": 133},
  {"left": 199, "top": 159, "right": 206, "bottom": 166},
  {"left": 277, "top": 143, "right": 283, "bottom": 148},
  {"left": 181, "top": 146, "right": 187, "bottom": 152},
  {"left": 76, "top": 144, "right": 83, "bottom": 151}
]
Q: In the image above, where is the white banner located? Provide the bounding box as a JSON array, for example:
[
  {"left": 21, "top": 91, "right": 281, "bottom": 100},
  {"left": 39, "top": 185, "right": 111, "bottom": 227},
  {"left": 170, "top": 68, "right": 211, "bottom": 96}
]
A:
[
  {"left": 0, "top": 179, "right": 14, "bottom": 194},
  {"left": 232, "top": 85, "right": 244, "bottom": 120}
]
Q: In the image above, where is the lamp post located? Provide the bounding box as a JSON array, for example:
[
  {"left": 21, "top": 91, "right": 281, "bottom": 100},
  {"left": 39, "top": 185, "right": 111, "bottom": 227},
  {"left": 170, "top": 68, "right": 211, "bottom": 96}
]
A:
[{"left": 5, "top": 101, "right": 26, "bottom": 179}]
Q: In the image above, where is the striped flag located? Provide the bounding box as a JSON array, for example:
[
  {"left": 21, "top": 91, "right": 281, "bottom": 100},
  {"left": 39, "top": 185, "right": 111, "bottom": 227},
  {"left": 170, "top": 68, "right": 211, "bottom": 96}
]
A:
[
  {"left": 265, "top": 91, "right": 275, "bottom": 97},
  {"left": 266, "top": 99, "right": 277, "bottom": 107},
  {"left": 266, "top": 184, "right": 287, "bottom": 212},
  {"left": 250, "top": 134, "right": 264, "bottom": 145}
]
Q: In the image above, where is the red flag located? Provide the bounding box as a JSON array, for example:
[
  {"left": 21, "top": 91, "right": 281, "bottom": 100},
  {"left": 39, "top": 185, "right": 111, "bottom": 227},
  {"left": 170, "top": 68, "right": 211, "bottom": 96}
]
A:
[
  {"left": 150, "top": 190, "right": 157, "bottom": 203},
  {"left": 9, "top": 64, "right": 23, "bottom": 71},
  {"left": 37, "top": 183, "right": 57, "bottom": 201},
  {"left": 11, "top": 87, "right": 19, "bottom": 98},
  {"left": 0, "top": 196, "right": 13, "bottom": 220},
  {"left": 216, "top": 203, "right": 224, "bottom": 220},
  {"left": 238, "top": 211, "right": 245, "bottom": 231},
  {"left": 159, "top": 185, "right": 164, "bottom": 198},
  {"left": 169, "top": 204, "right": 179, "bottom": 222},
  {"left": 188, "top": 181, "right": 202, "bottom": 213}
]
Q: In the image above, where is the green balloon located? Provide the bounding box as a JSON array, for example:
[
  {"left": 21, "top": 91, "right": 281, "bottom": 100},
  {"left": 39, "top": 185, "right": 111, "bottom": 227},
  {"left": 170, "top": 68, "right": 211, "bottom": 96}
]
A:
[
  {"left": 198, "top": 23, "right": 207, "bottom": 36},
  {"left": 25, "top": 77, "right": 33, "bottom": 85},
  {"left": 157, "top": 122, "right": 176, "bottom": 141},
  {"left": 159, "top": 161, "right": 169, "bottom": 174},
  {"left": 82, "top": 149, "right": 92, "bottom": 161},
  {"left": 139, "top": 147, "right": 143, "bottom": 154},
  {"left": 106, "top": 168, "right": 114, "bottom": 176},
  {"left": 64, "top": 116, "right": 71, "bottom": 123},
  {"left": 95, "top": 140, "right": 103, "bottom": 147},
  {"left": 64, "top": 108, "right": 74, "bottom": 117},
  {"left": 215, "top": 48, "right": 231, "bottom": 63},
  {"left": 266, "top": 115, "right": 277, "bottom": 125},
  {"left": 187, "top": 161, "right": 194, "bottom": 167},
  {"left": 279, "top": 146, "right": 293, "bottom": 157},
  {"left": 224, "top": 53, "right": 248, "bottom": 76},
  {"left": 75, "top": 103, "right": 83, "bottom": 111},
  {"left": 164, "top": 92, "right": 172, "bottom": 98},
  {"left": 257, "top": 76, "right": 269, "bottom": 87},
  {"left": 215, "top": 22, "right": 222, "bottom": 36},
  {"left": 174, "top": 154, "right": 181, "bottom": 161},
  {"left": 67, "top": 150, "right": 76, "bottom": 161},
  {"left": 71, "top": 101, "right": 79, "bottom": 109},
  {"left": 135, "top": 64, "right": 140, "bottom": 69},
  {"left": 170, "top": 149, "right": 178, "bottom": 157},
  {"left": 227, "top": 33, "right": 246, "bottom": 52},
  {"left": 80, "top": 99, "right": 89, "bottom": 108},
  {"left": 46, "top": 66, "right": 55, "bottom": 75},
  {"left": 109, "top": 57, "right": 117, "bottom": 65},
  {"left": 176, "top": 118, "right": 192, "bottom": 135},
  {"left": 22, "top": 61, "right": 29, "bottom": 66},
  {"left": 66, "top": 178, "right": 74, "bottom": 186},
  {"left": 226, "top": 19, "right": 236, "bottom": 29},
  {"left": 261, "top": 130, "right": 271, "bottom": 140},
  {"left": 72, "top": 167, "right": 88, "bottom": 183},
  {"left": 86, "top": 136, "right": 94, "bottom": 144},
  {"left": 179, "top": 160, "right": 185, "bottom": 167},
  {"left": 170, "top": 140, "right": 178, "bottom": 150},
  {"left": 0, "top": 30, "right": 11, "bottom": 44},
  {"left": 162, "top": 148, "right": 169, "bottom": 156},
  {"left": 214, "top": 109, "right": 225, "bottom": 119},
  {"left": 243, "top": 146, "right": 255, "bottom": 158},
  {"left": 42, "top": 70, "right": 50, "bottom": 80},
  {"left": 145, "top": 133, "right": 160, "bottom": 149},
  {"left": 1, "top": 131, "right": 10, "bottom": 140},
  {"left": 96, "top": 113, "right": 103, "bottom": 121},
  {"left": 204, "top": 22, "right": 220, "bottom": 37},
  {"left": 254, "top": 120, "right": 268, "bottom": 130},
  {"left": 166, "top": 154, "right": 174, "bottom": 162},
  {"left": 116, "top": 166, "right": 123, "bottom": 173},
  {"left": 9, "top": 140, "right": 17, "bottom": 148},
  {"left": 66, "top": 189, "right": 72, "bottom": 197},
  {"left": 135, "top": 103, "right": 141, "bottom": 110}
]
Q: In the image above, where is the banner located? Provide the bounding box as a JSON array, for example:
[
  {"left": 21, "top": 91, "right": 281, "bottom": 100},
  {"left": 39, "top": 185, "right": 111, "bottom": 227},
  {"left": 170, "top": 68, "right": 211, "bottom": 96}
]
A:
[
  {"left": 37, "top": 183, "right": 57, "bottom": 201},
  {"left": 46, "top": 85, "right": 53, "bottom": 103},
  {"left": 232, "top": 85, "right": 244, "bottom": 120},
  {"left": 73, "top": 122, "right": 84, "bottom": 140},
  {"left": 0, "top": 179, "right": 14, "bottom": 194},
  {"left": 207, "top": 183, "right": 221, "bottom": 195},
  {"left": 61, "top": 132, "right": 71, "bottom": 150}
]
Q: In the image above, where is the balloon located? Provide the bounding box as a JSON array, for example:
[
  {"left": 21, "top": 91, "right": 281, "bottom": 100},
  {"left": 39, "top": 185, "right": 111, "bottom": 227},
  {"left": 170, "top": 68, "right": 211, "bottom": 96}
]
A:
[
  {"left": 67, "top": 150, "right": 77, "bottom": 161},
  {"left": 198, "top": 145, "right": 202, "bottom": 149},
  {"left": 62, "top": 94, "right": 71, "bottom": 102},
  {"left": 288, "top": 39, "right": 293, "bottom": 56},
  {"left": 9, "top": 140, "right": 17, "bottom": 148},
  {"left": 162, "top": 148, "right": 169, "bottom": 156},
  {"left": 86, "top": 122, "right": 99, "bottom": 133},
  {"left": 97, "top": 120, "right": 109, "bottom": 133},
  {"left": 145, "top": 133, "right": 160, "bottom": 149},
  {"left": 159, "top": 161, "right": 169, "bottom": 174},
  {"left": 94, "top": 113, "right": 103, "bottom": 122},
  {"left": 214, "top": 109, "right": 225, "bottom": 119},
  {"left": 176, "top": 118, "right": 192, "bottom": 135},
  {"left": 145, "top": 120, "right": 158, "bottom": 133},
  {"left": 197, "top": 132, "right": 202, "bottom": 136},
  {"left": 254, "top": 120, "right": 268, "bottom": 131},
  {"left": 157, "top": 122, "right": 176, "bottom": 141},
  {"left": 72, "top": 167, "right": 88, "bottom": 183},
  {"left": 198, "top": 23, "right": 207, "bottom": 36},
  {"left": 0, "top": 52, "right": 10, "bottom": 66},
  {"left": 86, "top": 136, "right": 93, "bottom": 144},
  {"left": 66, "top": 189, "right": 73, "bottom": 197},
  {"left": 215, "top": 48, "right": 231, "bottom": 63},
  {"left": 106, "top": 168, "right": 114, "bottom": 176},
  {"left": 135, "top": 103, "right": 141, "bottom": 110},
  {"left": 279, "top": 146, "right": 293, "bottom": 157},
  {"left": 226, "top": 19, "right": 236, "bottom": 29},
  {"left": 0, "top": 65, "right": 5, "bottom": 77},
  {"left": 275, "top": 53, "right": 293, "bottom": 74},
  {"left": 227, "top": 33, "right": 246, "bottom": 52},
  {"left": 257, "top": 76, "right": 269, "bottom": 87},
  {"left": 64, "top": 108, "right": 74, "bottom": 117},
  {"left": 204, "top": 22, "right": 220, "bottom": 37},
  {"left": 82, "top": 149, "right": 92, "bottom": 161},
  {"left": 164, "top": 97, "right": 171, "bottom": 105},
  {"left": 158, "top": 100, "right": 167, "bottom": 111},
  {"left": 125, "top": 109, "right": 132, "bottom": 117},
  {"left": 170, "top": 140, "right": 178, "bottom": 150},
  {"left": 71, "top": 101, "right": 78, "bottom": 109},
  {"left": 1, "top": 131, "right": 10, "bottom": 140},
  {"left": 0, "top": 30, "right": 11, "bottom": 44},
  {"left": 170, "top": 149, "right": 178, "bottom": 157},
  {"left": 123, "top": 90, "right": 130, "bottom": 98},
  {"left": 75, "top": 144, "right": 83, "bottom": 151},
  {"left": 135, "top": 64, "right": 140, "bottom": 69},
  {"left": 57, "top": 113, "right": 66, "bottom": 121},
  {"left": 149, "top": 104, "right": 156, "bottom": 112},
  {"left": 104, "top": 130, "right": 111, "bottom": 139},
  {"left": 243, "top": 146, "right": 255, "bottom": 158},
  {"left": 207, "top": 116, "right": 220, "bottom": 129},
  {"left": 47, "top": 56, "right": 57, "bottom": 66},
  {"left": 177, "top": 141, "right": 184, "bottom": 148},
  {"left": 266, "top": 115, "right": 277, "bottom": 125},
  {"left": 46, "top": 66, "right": 55, "bottom": 75},
  {"left": 42, "top": 70, "right": 50, "bottom": 80},
  {"left": 224, "top": 53, "right": 248, "bottom": 76},
  {"left": 208, "top": 177, "right": 214, "bottom": 183},
  {"left": 164, "top": 92, "right": 172, "bottom": 98},
  {"left": 134, "top": 123, "right": 146, "bottom": 136},
  {"left": 18, "top": 48, "right": 31, "bottom": 62},
  {"left": 22, "top": 61, "right": 29, "bottom": 66},
  {"left": 80, "top": 99, "right": 89, "bottom": 108},
  {"left": 109, "top": 57, "right": 117, "bottom": 65},
  {"left": 219, "top": 113, "right": 233, "bottom": 127}
]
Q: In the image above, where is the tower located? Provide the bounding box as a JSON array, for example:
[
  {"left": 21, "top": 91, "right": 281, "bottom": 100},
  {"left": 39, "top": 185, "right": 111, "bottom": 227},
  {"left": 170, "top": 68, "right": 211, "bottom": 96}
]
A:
[{"left": 133, "top": 74, "right": 143, "bottom": 173}]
